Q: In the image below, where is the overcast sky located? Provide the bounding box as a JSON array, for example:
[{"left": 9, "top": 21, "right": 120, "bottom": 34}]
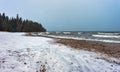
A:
[{"left": 0, "top": 0, "right": 120, "bottom": 31}]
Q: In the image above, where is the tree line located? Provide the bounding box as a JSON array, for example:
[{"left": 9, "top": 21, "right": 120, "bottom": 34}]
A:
[{"left": 0, "top": 13, "right": 46, "bottom": 32}]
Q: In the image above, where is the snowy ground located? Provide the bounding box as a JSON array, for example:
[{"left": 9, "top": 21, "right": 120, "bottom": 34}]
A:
[{"left": 0, "top": 32, "right": 120, "bottom": 72}]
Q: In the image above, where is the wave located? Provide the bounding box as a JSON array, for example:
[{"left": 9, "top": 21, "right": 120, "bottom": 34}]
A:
[
  {"left": 92, "top": 35, "right": 120, "bottom": 38},
  {"left": 33, "top": 32, "right": 120, "bottom": 43},
  {"left": 35, "top": 33, "right": 120, "bottom": 43},
  {"left": 63, "top": 32, "right": 71, "bottom": 34},
  {"left": 53, "top": 36, "right": 120, "bottom": 43},
  {"left": 97, "top": 32, "right": 120, "bottom": 35}
]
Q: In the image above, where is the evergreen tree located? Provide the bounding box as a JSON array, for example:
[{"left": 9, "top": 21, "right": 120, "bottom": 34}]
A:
[{"left": 0, "top": 13, "right": 46, "bottom": 32}]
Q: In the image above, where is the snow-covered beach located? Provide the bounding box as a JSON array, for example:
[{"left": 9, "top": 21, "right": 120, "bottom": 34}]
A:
[{"left": 0, "top": 32, "right": 120, "bottom": 72}]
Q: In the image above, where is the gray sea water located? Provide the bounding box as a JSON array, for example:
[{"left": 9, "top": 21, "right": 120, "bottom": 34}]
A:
[{"left": 33, "top": 31, "right": 120, "bottom": 44}]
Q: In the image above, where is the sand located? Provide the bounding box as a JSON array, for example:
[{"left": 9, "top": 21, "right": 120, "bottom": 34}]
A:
[{"left": 56, "top": 38, "right": 120, "bottom": 58}]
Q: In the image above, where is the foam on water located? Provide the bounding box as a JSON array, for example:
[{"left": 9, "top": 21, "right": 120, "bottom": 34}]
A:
[
  {"left": 97, "top": 32, "right": 120, "bottom": 35},
  {"left": 92, "top": 35, "right": 120, "bottom": 38},
  {"left": 34, "top": 32, "right": 120, "bottom": 44}
]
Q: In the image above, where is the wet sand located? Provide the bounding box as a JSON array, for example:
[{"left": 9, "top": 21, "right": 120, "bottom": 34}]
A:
[{"left": 56, "top": 39, "right": 120, "bottom": 58}]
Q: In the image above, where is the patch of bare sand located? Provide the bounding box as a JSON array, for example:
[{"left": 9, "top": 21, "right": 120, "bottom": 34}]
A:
[
  {"left": 56, "top": 39, "right": 120, "bottom": 58},
  {"left": 24, "top": 32, "right": 32, "bottom": 36}
]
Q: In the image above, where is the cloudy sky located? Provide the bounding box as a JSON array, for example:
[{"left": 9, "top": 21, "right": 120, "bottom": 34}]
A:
[{"left": 0, "top": 0, "right": 120, "bottom": 31}]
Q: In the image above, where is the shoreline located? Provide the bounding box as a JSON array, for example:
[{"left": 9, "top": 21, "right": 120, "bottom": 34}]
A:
[
  {"left": 29, "top": 33, "right": 120, "bottom": 58},
  {"left": 25, "top": 33, "right": 120, "bottom": 64},
  {"left": 55, "top": 38, "right": 120, "bottom": 58},
  {"left": 0, "top": 32, "right": 120, "bottom": 71}
]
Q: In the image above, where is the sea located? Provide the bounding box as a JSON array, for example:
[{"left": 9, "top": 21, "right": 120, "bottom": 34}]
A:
[{"left": 33, "top": 31, "right": 120, "bottom": 45}]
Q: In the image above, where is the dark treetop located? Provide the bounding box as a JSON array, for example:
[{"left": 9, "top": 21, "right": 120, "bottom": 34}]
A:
[{"left": 0, "top": 13, "right": 46, "bottom": 32}]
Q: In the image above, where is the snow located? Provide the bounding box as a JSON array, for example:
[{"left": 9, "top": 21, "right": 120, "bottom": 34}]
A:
[{"left": 0, "top": 32, "right": 120, "bottom": 72}]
